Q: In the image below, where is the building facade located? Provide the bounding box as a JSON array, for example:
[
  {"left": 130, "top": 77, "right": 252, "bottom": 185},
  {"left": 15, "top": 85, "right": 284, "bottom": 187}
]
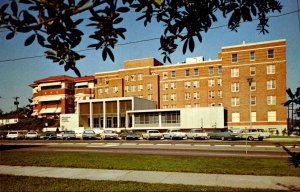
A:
[{"left": 31, "top": 39, "right": 287, "bottom": 132}]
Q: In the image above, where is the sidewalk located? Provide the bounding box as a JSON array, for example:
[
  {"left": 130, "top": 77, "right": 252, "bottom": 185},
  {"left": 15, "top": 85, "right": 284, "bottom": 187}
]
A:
[{"left": 1, "top": 165, "right": 299, "bottom": 191}]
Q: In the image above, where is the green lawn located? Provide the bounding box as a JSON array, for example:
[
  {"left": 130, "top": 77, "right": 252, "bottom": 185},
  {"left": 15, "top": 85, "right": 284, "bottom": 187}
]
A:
[
  {"left": 1, "top": 151, "right": 299, "bottom": 176},
  {"left": 0, "top": 175, "right": 283, "bottom": 192}
]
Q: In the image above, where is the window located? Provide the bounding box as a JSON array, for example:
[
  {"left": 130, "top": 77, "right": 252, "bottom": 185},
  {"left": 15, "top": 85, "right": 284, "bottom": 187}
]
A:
[
  {"left": 170, "top": 93, "right": 176, "bottom": 101},
  {"left": 208, "top": 91, "right": 215, "bottom": 99},
  {"left": 131, "top": 85, "right": 136, "bottom": 92},
  {"left": 251, "top": 112, "right": 257, "bottom": 122},
  {"left": 193, "top": 81, "right": 199, "bottom": 88},
  {"left": 231, "top": 83, "right": 239, "bottom": 92},
  {"left": 124, "top": 75, "right": 129, "bottom": 81},
  {"left": 125, "top": 85, "right": 130, "bottom": 92},
  {"left": 163, "top": 94, "right": 168, "bottom": 101},
  {"left": 113, "top": 86, "right": 118, "bottom": 93},
  {"left": 163, "top": 72, "right": 168, "bottom": 79},
  {"left": 170, "top": 82, "right": 176, "bottom": 89},
  {"left": 185, "top": 104, "right": 192, "bottom": 108},
  {"left": 138, "top": 74, "right": 143, "bottom": 80},
  {"left": 193, "top": 92, "right": 200, "bottom": 99},
  {"left": 210, "top": 103, "right": 215, "bottom": 107},
  {"left": 250, "top": 82, "right": 256, "bottom": 91},
  {"left": 104, "top": 78, "right": 109, "bottom": 84},
  {"left": 147, "top": 83, "right": 153, "bottom": 90},
  {"left": 105, "top": 87, "right": 109, "bottom": 94},
  {"left": 138, "top": 84, "right": 143, "bottom": 91},
  {"left": 231, "top": 68, "right": 239, "bottom": 77},
  {"left": 99, "top": 88, "right": 103, "bottom": 94},
  {"left": 250, "top": 66, "right": 256, "bottom": 76},
  {"left": 218, "top": 66, "right": 222, "bottom": 74},
  {"left": 185, "top": 92, "right": 191, "bottom": 100},
  {"left": 194, "top": 68, "right": 199, "bottom": 76},
  {"left": 268, "top": 111, "right": 276, "bottom": 122},
  {"left": 217, "top": 78, "right": 222, "bottom": 86},
  {"left": 232, "top": 53, "right": 238, "bottom": 63},
  {"left": 250, "top": 51, "right": 255, "bottom": 61},
  {"left": 267, "top": 64, "right": 275, "bottom": 74},
  {"left": 185, "top": 69, "right": 190, "bottom": 77},
  {"left": 231, "top": 97, "right": 240, "bottom": 106},
  {"left": 267, "top": 96, "right": 276, "bottom": 105},
  {"left": 251, "top": 96, "right": 256, "bottom": 105},
  {"left": 232, "top": 112, "right": 240, "bottom": 122},
  {"left": 131, "top": 74, "right": 136, "bottom": 81},
  {"left": 148, "top": 94, "right": 152, "bottom": 100},
  {"left": 171, "top": 71, "right": 176, "bottom": 78},
  {"left": 185, "top": 81, "right": 191, "bottom": 89},
  {"left": 268, "top": 49, "right": 274, "bottom": 59},
  {"left": 267, "top": 80, "right": 276, "bottom": 90},
  {"left": 208, "top": 79, "right": 215, "bottom": 87},
  {"left": 218, "top": 90, "right": 222, "bottom": 98},
  {"left": 209, "top": 67, "right": 214, "bottom": 75},
  {"left": 163, "top": 83, "right": 168, "bottom": 90}
]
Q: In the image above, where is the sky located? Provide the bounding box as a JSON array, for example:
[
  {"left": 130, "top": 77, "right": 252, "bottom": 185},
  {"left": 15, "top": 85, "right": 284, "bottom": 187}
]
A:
[{"left": 0, "top": 0, "right": 299, "bottom": 113}]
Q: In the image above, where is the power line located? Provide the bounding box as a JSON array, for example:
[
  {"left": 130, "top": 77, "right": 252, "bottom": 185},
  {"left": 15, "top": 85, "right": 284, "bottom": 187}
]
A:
[{"left": 0, "top": 9, "right": 299, "bottom": 64}]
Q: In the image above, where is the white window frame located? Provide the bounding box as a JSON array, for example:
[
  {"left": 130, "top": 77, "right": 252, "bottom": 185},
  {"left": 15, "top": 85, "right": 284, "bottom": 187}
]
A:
[
  {"left": 267, "top": 96, "right": 276, "bottom": 105},
  {"left": 208, "top": 91, "right": 215, "bottom": 99},
  {"left": 250, "top": 51, "right": 255, "bottom": 61},
  {"left": 231, "top": 97, "right": 240, "bottom": 106},
  {"left": 231, "top": 68, "right": 239, "bottom": 77},
  {"left": 232, "top": 112, "right": 240, "bottom": 122},
  {"left": 268, "top": 111, "right": 276, "bottom": 122},
  {"left": 170, "top": 82, "right": 176, "bottom": 89},
  {"left": 232, "top": 53, "right": 238, "bottom": 63},
  {"left": 208, "top": 79, "right": 215, "bottom": 87},
  {"left": 185, "top": 92, "right": 191, "bottom": 100},
  {"left": 250, "top": 66, "right": 256, "bottom": 76},
  {"left": 268, "top": 49, "right": 274, "bottom": 59},
  {"left": 163, "top": 72, "right": 168, "bottom": 79},
  {"left": 267, "top": 64, "right": 275, "bottom": 74},
  {"left": 231, "top": 83, "right": 239, "bottom": 92},
  {"left": 193, "top": 81, "right": 199, "bottom": 88},
  {"left": 267, "top": 80, "right": 276, "bottom": 90}
]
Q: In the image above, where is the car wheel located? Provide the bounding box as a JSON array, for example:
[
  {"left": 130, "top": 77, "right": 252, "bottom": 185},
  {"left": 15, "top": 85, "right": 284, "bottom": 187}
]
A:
[
  {"left": 258, "top": 137, "right": 263, "bottom": 141},
  {"left": 248, "top": 136, "right": 254, "bottom": 141}
]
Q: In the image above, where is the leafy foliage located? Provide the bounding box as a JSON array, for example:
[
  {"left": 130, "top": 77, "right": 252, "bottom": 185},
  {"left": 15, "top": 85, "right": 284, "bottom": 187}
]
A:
[
  {"left": 284, "top": 87, "right": 300, "bottom": 106},
  {"left": 0, "top": 0, "right": 282, "bottom": 76}
]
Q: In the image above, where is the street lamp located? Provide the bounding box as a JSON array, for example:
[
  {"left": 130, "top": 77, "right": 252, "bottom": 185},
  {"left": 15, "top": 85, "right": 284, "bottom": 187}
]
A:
[{"left": 246, "top": 77, "right": 254, "bottom": 159}]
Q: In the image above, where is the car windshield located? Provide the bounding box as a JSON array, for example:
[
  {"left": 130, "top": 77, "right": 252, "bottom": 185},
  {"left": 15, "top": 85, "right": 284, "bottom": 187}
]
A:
[
  {"left": 84, "top": 130, "right": 94, "bottom": 134},
  {"left": 9, "top": 132, "right": 17, "bottom": 134},
  {"left": 104, "top": 130, "right": 113, "bottom": 133},
  {"left": 27, "top": 132, "right": 36, "bottom": 135},
  {"left": 65, "top": 131, "right": 75, "bottom": 134},
  {"left": 194, "top": 130, "right": 203, "bottom": 133}
]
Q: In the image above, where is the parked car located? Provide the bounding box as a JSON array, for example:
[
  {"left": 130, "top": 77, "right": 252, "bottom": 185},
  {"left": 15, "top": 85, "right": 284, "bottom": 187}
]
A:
[
  {"left": 62, "top": 131, "right": 77, "bottom": 140},
  {"left": 142, "top": 130, "right": 163, "bottom": 140},
  {"left": 186, "top": 129, "right": 209, "bottom": 140},
  {"left": 120, "top": 131, "right": 141, "bottom": 140},
  {"left": 240, "top": 128, "right": 266, "bottom": 141},
  {"left": 100, "top": 130, "right": 119, "bottom": 140},
  {"left": 208, "top": 130, "right": 241, "bottom": 141},
  {"left": 43, "top": 131, "right": 57, "bottom": 140},
  {"left": 25, "top": 131, "right": 39, "bottom": 140},
  {"left": 82, "top": 129, "right": 97, "bottom": 140},
  {"left": 163, "top": 129, "right": 186, "bottom": 140},
  {"left": 290, "top": 131, "right": 300, "bottom": 137},
  {"left": 6, "top": 131, "right": 22, "bottom": 140}
]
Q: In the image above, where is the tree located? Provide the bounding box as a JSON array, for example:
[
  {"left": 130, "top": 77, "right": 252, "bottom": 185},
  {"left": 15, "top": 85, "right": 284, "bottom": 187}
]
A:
[
  {"left": 284, "top": 87, "right": 300, "bottom": 133},
  {"left": 0, "top": 0, "right": 282, "bottom": 76}
]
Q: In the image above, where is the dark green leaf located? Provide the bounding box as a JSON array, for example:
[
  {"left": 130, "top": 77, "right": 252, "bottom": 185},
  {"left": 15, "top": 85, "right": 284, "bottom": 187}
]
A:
[
  {"left": 73, "top": 66, "right": 81, "bottom": 77},
  {"left": 188, "top": 37, "right": 195, "bottom": 52},
  {"left": 6, "top": 32, "right": 15, "bottom": 40},
  {"left": 242, "top": 7, "right": 252, "bottom": 21},
  {"left": 37, "top": 34, "right": 45, "bottom": 46},
  {"left": 59, "top": 60, "right": 64, "bottom": 65},
  {"left": 102, "top": 48, "right": 107, "bottom": 61},
  {"left": 11, "top": 0, "right": 18, "bottom": 17},
  {"left": 64, "top": 64, "right": 70, "bottom": 71},
  {"left": 24, "top": 34, "right": 35, "bottom": 46},
  {"left": 250, "top": 5, "right": 257, "bottom": 16},
  {"left": 73, "top": 18, "right": 84, "bottom": 26},
  {"left": 106, "top": 48, "right": 114, "bottom": 62},
  {"left": 114, "top": 17, "right": 123, "bottom": 24},
  {"left": 116, "top": 7, "right": 130, "bottom": 13},
  {"left": 19, "top": 0, "right": 33, "bottom": 4},
  {"left": 182, "top": 39, "right": 188, "bottom": 54},
  {"left": 23, "top": 10, "right": 37, "bottom": 24},
  {"left": 1, "top": 4, "right": 9, "bottom": 12}
]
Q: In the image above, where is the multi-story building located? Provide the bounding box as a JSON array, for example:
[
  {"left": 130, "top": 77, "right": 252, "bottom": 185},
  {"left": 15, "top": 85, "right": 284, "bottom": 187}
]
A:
[
  {"left": 30, "top": 75, "right": 95, "bottom": 118},
  {"left": 31, "top": 39, "right": 287, "bottom": 132}
]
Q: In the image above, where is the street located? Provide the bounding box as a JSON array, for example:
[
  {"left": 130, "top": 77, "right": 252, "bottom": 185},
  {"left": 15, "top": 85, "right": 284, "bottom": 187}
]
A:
[{"left": 1, "top": 139, "right": 299, "bottom": 159}]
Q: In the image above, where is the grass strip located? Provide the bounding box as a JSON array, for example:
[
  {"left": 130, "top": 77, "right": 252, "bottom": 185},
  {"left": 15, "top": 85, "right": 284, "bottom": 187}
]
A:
[
  {"left": 1, "top": 151, "right": 299, "bottom": 176},
  {"left": 0, "top": 175, "right": 283, "bottom": 192}
]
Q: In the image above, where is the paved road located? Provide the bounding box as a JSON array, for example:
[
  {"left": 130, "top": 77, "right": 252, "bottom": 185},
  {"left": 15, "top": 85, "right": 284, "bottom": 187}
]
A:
[{"left": 1, "top": 139, "right": 299, "bottom": 158}]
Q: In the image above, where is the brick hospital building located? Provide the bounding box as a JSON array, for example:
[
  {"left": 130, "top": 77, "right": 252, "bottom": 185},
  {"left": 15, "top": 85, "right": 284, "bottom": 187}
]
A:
[{"left": 30, "top": 39, "right": 287, "bottom": 132}]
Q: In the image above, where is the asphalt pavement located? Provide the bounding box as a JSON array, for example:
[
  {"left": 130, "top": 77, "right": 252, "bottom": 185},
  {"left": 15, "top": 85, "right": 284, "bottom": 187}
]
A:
[{"left": 0, "top": 165, "right": 299, "bottom": 191}]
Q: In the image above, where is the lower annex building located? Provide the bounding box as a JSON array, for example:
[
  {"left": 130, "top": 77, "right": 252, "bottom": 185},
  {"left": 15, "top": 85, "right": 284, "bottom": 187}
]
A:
[{"left": 30, "top": 39, "right": 287, "bottom": 133}]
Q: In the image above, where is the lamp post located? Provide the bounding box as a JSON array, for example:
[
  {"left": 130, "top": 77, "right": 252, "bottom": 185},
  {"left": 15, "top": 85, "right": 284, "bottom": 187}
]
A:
[{"left": 246, "top": 77, "right": 254, "bottom": 159}]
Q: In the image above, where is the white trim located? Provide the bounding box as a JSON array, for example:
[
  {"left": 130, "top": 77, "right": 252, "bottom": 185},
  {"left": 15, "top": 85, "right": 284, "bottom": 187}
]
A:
[
  {"left": 39, "top": 82, "right": 61, "bottom": 87},
  {"left": 75, "top": 82, "right": 89, "bottom": 87},
  {"left": 39, "top": 95, "right": 63, "bottom": 102}
]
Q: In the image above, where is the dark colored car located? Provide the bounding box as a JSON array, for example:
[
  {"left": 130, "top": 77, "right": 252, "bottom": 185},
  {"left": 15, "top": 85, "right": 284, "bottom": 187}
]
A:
[
  {"left": 43, "top": 132, "right": 57, "bottom": 140},
  {"left": 82, "top": 129, "right": 97, "bottom": 140},
  {"left": 120, "top": 132, "right": 141, "bottom": 140},
  {"left": 62, "top": 131, "right": 77, "bottom": 140},
  {"left": 208, "top": 130, "right": 241, "bottom": 141}
]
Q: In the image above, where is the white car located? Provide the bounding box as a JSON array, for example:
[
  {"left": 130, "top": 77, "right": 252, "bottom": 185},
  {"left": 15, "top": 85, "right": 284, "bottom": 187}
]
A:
[
  {"left": 100, "top": 130, "right": 118, "bottom": 140},
  {"left": 25, "top": 131, "right": 39, "bottom": 140},
  {"left": 163, "top": 129, "right": 186, "bottom": 140},
  {"left": 6, "top": 131, "right": 22, "bottom": 140},
  {"left": 186, "top": 129, "right": 209, "bottom": 140}
]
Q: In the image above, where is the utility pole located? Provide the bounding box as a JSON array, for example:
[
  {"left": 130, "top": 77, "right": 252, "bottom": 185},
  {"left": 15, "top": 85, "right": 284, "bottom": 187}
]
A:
[{"left": 13, "top": 97, "right": 20, "bottom": 119}]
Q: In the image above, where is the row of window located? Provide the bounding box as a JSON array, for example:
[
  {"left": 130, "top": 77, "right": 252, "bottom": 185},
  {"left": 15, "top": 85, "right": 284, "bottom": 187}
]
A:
[
  {"left": 232, "top": 111, "right": 277, "bottom": 123},
  {"left": 231, "top": 80, "right": 276, "bottom": 92},
  {"left": 162, "top": 103, "right": 223, "bottom": 109},
  {"left": 231, "top": 96, "right": 276, "bottom": 106},
  {"left": 231, "top": 49, "right": 274, "bottom": 63},
  {"left": 231, "top": 64, "right": 275, "bottom": 77}
]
